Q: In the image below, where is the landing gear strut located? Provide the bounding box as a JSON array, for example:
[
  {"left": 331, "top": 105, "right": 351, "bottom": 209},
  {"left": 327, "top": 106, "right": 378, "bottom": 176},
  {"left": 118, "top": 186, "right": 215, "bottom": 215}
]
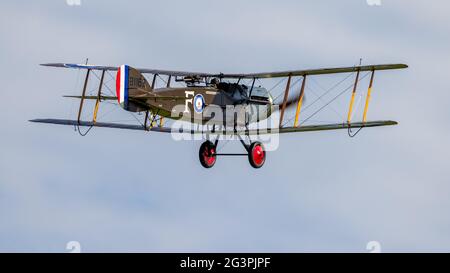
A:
[{"left": 198, "top": 140, "right": 266, "bottom": 169}]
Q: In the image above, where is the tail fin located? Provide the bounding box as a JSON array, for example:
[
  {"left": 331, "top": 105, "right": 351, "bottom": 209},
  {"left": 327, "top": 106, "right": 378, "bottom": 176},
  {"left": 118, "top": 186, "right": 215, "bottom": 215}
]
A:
[{"left": 115, "top": 65, "right": 152, "bottom": 112}]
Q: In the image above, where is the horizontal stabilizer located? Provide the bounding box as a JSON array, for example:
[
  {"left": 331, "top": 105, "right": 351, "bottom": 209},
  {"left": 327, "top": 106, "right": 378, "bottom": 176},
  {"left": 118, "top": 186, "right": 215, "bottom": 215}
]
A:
[
  {"left": 64, "top": 95, "right": 117, "bottom": 100},
  {"left": 63, "top": 95, "right": 185, "bottom": 101}
]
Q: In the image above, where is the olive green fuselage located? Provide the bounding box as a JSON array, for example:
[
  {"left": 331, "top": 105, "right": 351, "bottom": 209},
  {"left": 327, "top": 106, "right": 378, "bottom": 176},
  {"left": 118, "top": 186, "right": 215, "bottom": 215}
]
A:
[{"left": 131, "top": 85, "right": 273, "bottom": 127}]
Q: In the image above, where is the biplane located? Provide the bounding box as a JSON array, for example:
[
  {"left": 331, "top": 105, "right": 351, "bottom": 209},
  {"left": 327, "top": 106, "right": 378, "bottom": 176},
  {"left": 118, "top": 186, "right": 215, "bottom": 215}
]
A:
[{"left": 31, "top": 62, "right": 407, "bottom": 168}]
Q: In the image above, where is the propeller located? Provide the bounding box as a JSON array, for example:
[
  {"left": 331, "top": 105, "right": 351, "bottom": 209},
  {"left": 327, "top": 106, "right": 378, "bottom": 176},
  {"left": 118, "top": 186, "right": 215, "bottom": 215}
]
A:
[{"left": 273, "top": 95, "right": 306, "bottom": 112}]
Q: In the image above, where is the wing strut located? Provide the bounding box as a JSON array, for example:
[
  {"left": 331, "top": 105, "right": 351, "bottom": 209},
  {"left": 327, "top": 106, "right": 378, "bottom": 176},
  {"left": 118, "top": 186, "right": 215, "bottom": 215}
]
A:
[
  {"left": 279, "top": 75, "right": 292, "bottom": 127},
  {"left": 77, "top": 69, "right": 91, "bottom": 124},
  {"left": 77, "top": 67, "right": 107, "bottom": 126},
  {"left": 363, "top": 70, "right": 375, "bottom": 122},
  {"left": 294, "top": 75, "right": 307, "bottom": 127},
  {"left": 151, "top": 74, "right": 157, "bottom": 89},
  {"left": 166, "top": 75, "right": 171, "bottom": 88},
  {"left": 93, "top": 70, "right": 105, "bottom": 123},
  {"left": 346, "top": 69, "right": 360, "bottom": 123}
]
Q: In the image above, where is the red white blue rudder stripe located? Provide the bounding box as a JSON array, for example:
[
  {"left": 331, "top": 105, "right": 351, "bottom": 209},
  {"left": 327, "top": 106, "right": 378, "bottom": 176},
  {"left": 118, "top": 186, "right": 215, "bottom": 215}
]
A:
[
  {"left": 115, "top": 64, "right": 152, "bottom": 113},
  {"left": 116, "top": 65, "right": 129, "bottom": 110}
]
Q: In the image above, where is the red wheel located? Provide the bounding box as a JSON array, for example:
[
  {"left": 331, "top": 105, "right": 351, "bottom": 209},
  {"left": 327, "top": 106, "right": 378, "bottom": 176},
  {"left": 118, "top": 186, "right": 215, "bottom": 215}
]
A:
[
  {"left": 248, "top": 142, "right": 266, "bottom": 168},
  {"left": 199, "top": 141, "right": 217, "bottom": 168}
]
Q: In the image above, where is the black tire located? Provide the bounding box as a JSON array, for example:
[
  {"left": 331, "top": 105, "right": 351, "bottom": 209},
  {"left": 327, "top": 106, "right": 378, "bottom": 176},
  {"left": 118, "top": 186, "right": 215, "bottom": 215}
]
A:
[
  {"left": 199, "top": 141, "right": 217, "bottom": 168},
  {"left": 248, "top": 142, "right": 266, "bottom": 168}
]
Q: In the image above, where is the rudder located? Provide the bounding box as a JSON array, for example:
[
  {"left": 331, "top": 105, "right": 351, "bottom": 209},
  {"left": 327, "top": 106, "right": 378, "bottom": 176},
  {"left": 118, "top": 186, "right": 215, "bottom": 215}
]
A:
[{"left": 116, "top": 65, "right": 152, "bottom": 112}]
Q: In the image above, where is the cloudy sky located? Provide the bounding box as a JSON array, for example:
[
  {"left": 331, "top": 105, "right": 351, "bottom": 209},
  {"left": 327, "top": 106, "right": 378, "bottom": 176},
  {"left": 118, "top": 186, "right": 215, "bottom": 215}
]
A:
[{"left": 1, "top": 0, "right": 450, "bottom": 252}]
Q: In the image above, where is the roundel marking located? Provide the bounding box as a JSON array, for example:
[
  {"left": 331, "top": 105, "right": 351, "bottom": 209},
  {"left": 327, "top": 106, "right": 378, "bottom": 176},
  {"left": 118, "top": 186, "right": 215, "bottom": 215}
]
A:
[{"left": 193, "top": 94, "right": 205, "bottom": 113}]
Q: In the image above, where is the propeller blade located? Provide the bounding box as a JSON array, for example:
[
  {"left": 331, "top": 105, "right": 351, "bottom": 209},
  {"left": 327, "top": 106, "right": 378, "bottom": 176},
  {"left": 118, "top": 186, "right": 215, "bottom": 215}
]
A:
[{"left": 274, "top": 95, "right": 306, "bottom": 111}]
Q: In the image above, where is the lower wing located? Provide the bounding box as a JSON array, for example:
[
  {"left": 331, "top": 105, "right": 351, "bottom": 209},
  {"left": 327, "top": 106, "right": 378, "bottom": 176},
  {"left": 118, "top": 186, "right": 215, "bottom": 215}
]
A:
[{"left": 29, "top": 119, "right": 397, "bottom": 135}]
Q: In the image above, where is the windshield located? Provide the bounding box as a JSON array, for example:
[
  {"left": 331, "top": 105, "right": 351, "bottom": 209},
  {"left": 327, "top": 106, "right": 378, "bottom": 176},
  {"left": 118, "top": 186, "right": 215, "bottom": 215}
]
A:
[
  {"left": 249, "top": 86, "right": 269, "bottom": 99},
  {"left": 218, "top": 83, "right": 270, "bottom": 101}
]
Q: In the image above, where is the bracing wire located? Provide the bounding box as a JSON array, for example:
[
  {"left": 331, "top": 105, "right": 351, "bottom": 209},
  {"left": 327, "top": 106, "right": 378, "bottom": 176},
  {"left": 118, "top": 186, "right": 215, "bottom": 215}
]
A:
[
  {"left": 77, "top": 124, "right": 93, "bottom": 137},
  {"left": 295, "top": 72, "right": 371, "bottom": 127},
  {"left": 348, "top": 125, "right": 364, "bottom": 138},
  {"left": 281, "top": 72, "right": 356, "bottom": 127},
  {"left": 272, "top": 77, "right": 302, "bottom": 104}
]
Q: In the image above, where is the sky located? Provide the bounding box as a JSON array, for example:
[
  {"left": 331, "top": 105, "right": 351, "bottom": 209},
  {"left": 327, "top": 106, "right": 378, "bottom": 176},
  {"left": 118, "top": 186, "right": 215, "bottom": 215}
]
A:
[{"left": 1, "top": 0, "right": 450, "bottom": 252}]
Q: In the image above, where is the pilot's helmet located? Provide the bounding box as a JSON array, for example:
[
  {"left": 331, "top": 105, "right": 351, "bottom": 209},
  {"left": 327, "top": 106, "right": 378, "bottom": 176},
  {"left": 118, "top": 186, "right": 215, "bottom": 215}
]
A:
[{"left": 210, "top": 78, "right": 219, "bottom": 85}]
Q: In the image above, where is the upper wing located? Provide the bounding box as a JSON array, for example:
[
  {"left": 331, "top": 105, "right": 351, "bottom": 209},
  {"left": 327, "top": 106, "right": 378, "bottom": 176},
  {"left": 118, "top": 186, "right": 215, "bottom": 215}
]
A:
[
  {"left": 222, "top": 64, "right": 408, "bottom": 79},
  {"left": 41, "top": 63, "right": 215, "bottom": 77},
  {"left": 41, "top": 63, "right": 408, "bottom": 79},
  {"left": 29, "top": 119, "right": 397, "bottom": 135}
]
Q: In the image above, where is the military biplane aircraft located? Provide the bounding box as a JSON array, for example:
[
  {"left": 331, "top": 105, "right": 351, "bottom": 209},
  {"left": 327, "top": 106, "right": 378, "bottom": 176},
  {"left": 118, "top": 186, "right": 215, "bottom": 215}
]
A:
[{"left": 31, "top": 62, "right": 407, "bottom": 168}]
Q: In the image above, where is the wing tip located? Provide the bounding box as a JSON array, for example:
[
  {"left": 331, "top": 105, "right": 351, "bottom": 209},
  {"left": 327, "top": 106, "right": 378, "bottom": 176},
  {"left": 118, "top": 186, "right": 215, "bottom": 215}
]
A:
[
  {"left": 40, "top": 63, "right": 66, "bottom": 68},
  {"left": 388, "top": 120, "right": 399, "bottom": 125},
  {"left": 29, "top": 119, "right": 44, "bottom": 124}
]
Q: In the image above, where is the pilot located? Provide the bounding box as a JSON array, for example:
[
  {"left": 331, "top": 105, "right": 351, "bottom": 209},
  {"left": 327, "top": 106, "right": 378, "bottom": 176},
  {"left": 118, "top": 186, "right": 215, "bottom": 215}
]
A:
[{"left": 210, "top": 78, "right": 220, "bottom": 87}]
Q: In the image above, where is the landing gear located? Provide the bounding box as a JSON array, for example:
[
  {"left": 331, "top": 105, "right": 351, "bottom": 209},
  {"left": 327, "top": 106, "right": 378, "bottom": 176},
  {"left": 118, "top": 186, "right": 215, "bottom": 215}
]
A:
[
  {"left": 198, "top": 140, "right": 266, "bottom": 169},
  {"left": 199, "top": 140, "right": 217, "bottom": 168},
  {"left": 248, "top": 142, "right": 266, "bottom": 168}
]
